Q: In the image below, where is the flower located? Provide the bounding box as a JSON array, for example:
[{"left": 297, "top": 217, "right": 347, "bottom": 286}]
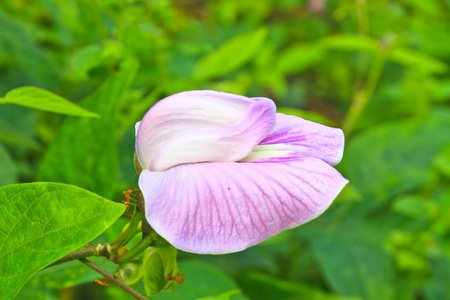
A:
[{"left": 135, "top": 90, "right": 348, "bottom": 254}]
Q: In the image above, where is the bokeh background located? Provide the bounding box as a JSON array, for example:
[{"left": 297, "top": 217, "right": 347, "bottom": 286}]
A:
[{"left": 1, "top": 0, "right": 450, "bottom": 299}]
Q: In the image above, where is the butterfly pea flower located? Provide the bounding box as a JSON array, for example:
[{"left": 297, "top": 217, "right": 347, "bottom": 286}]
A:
[{"left": 135, "top": 91, "right": 348, "bottom": 254}]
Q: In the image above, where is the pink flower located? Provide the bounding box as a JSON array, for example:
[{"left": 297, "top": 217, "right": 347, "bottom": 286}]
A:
[{"left": 135, "top": 91, "right": 348, "bottom": 254}]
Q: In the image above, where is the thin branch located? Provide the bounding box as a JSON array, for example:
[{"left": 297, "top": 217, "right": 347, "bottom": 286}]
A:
[
  {"left": 46, "top": 244, "right": 109, "bottom": 268},
  {"left": 79, "top": 258, "right": 148, "bottom": 300}
]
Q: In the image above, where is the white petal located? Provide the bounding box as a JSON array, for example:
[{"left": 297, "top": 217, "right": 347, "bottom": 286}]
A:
[{"left": 136, "top": 91, "right": 276, "bottom": 171}]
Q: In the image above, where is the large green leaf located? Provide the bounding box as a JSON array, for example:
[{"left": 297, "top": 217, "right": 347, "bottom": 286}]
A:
[
  {"left": 0, "top": 143, "right": 17, "bottom": 186},
  {"left": 38, "top": 59, "right": 138, "bottom": 198},
  {"left": 0, "top": 182, "right": 125, "bottom": 300},
  {"left": 194, "top": 28, "right": 267, "bottom": 81},
  {"left": 236, "top": 271, "right": 357, "bottom": 300},
  {"left": 0, "top": 87, "right": 100, "bottom": 118},
  {"left": 152, "top": 260, "right": 248, "bottom": 300},
  {"left": 309, "top": 231, "right": 395, "bottom": 300},
  {"left": 341, "top": 109, "right": 450, "bottom": 210}
]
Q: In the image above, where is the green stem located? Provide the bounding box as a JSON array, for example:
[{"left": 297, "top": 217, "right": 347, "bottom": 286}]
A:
[
  {"left": 342, "top": 45, "right": 389, "bottom": 136},
  {"left": 79, "top": 259, "right": 148, "bottom": 300},
  {"left": 110, "top": 209, "right": 144, "bottom": 252},
  {"left": 356, "top": 0, "right": 369, "bottom": 36},
  {"left": 111, "top": 230, "right": 157, "bottom": 264}
]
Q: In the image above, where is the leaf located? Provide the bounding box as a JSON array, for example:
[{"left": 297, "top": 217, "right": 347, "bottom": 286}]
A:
[
  {"left": 142, "top": 245, "right": 178, "bottom": 297},
  {"left": 276, "top": 42, "right": 326, "bottom": 75},
  {"left": 0, "top": 105, "right": 40, "bottom": 149},
  {"left": 0, "top": 143, "right": 17, "bottom": 186},
  {"left": 341, "top": 109, "right": 450, "bottom": 211},
  {"left": 424, "top": 256, "right": 450, "bottom": 300},
  {"left": 196, "top": 290, "right": 242, "bottom": 300},
  {"left": 194, "top": 28, "right": 268, "bottom": 81},
  {"left": 390, "top": 48, "right": 447, "bottom": 74},
  {"left": 0, "top": 87, "right": 100, "bottom": 118},
  {"left": 321, "top": 35, "right": 447, "bottom": 74},
  {"left": 14, "top": 287, "right": 58, "bottom": 300},
  {"left": 66, "top": 44, "right": 104, "bottom": 81},
  {"left": 320, "top": 35, "right": 377, "bottom": 54},
  {"left": 15, "top": 256, "right": 119, "bottom": 299},
  {"left": 152, "top": 260, "right": 248, "bottom": 300},
  {"left": 309, "top": 230, "right": 395, "bottom": 300},
  {"left": 433, "top": 144, "right": 450, "bottom": 177},
  {"left": 38, "top": 59, "right": 138, "bottom": 198},
  {"left": 0, "top": 182, "right": 125, "bottom": 300},
  {"left": 392, "top": 195, "right": 432, "bottom": 217},
  {"left": 236, "top": 271, "right": 356, "bottom": 300},
  {"left": 0, "top": 8, "right": 60, "bottom": 88}
]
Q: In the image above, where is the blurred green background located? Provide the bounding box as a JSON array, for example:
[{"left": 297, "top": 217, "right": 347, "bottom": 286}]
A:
[{"left": 1, "top": 0, "right": 450, "bottom": 299}]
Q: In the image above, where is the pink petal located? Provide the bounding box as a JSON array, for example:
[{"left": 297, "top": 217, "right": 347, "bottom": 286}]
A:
[
  {"left": 135, "top": 91, "right": 276, "bottom": 171},
  {"left": 139, "top": 159, "right": 348, "bottom": 254},
  {"left": 245, "top": 113, "right": 345, "bottom": 166}
]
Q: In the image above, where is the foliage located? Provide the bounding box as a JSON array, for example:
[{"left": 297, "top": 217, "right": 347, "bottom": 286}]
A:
[{"left": 0, "top": 0, "right": 449, "bottom": 299}]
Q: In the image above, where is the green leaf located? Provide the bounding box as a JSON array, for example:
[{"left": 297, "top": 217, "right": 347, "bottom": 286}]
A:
[
  {"left": 38, "top": 59, "right": 138, "bottom": 198},
  {"left": 14, "top": 287, "right": 58, "bottom": 300},
  {"left": 142, "top": 245, "right": 178, "bottom": 297},
  {"left": 0, "top": 8, "right": 60, "bottom": 88},
  {"left": 433, "top": 144, "right": 450, "bottom": 178},
  {"left": 424, "top": 256, "right": 450, "bottom": 300},
  {"left": 66, "top": 44, "right": 104, "bottom": 81},
  {"left": 390, "top": 48, "right": 447, "bottom": 74},
  {"left": 321, "top": 35, "right": 377, "bottom": 54},
  {"left": 196, "top": 290, "right": 242, "bottom": 300},
  {"left": 152, "top": 260, "right": 248, "bottom": 300},
  {"left": 0, "top": 143, "right": 17, "bottom": 186},
  {"left": 0, "top": 87, "right": 100, "bottom": 118},
  {"left": 392, "top": 195, "right": 432, "bottom": 217},
  {"left": 236, "top": 270, "right": 356, "bottom": 300},
  {"left": 276, "top": 42, "right": 326, "bottom": 75},
  {"left": 341, "top": 109, "right": 450, "bottom": 210},
  {"left": 309, "top": 231, "right": 395, "bottom": 300},
  {"left": 0, "top": 106, "right": 40, "bottom": 149},
  {"left": 16, "top": 257, "right": 119, "bottom": 298},
  {"left": 194, "top": 27, "right": 267, "bottom": 81},
  {"left": 0, "top": 182, "right": 125, "bottom": 300},
  {"left": 321, "top": 35, "right": 447, "bottom": 74}
]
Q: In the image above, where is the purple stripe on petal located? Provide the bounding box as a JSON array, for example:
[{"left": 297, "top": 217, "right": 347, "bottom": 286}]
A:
[
  {"left": 139, "top": 159, "right": 348, "bottom": 254},
  {"left": 250, "top": 113, "right": 345, "bottom": 166}
]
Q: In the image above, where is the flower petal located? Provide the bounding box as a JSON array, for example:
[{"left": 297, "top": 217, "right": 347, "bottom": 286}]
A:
[
  {"left": 139, "top": 159, "right": 348, "bottom": 254},
  {"left": 136, "top": 91, "right": 276, "bottom": 171},
  {"left": 241, "top": 113, "right": 345, "bottom": 166}
]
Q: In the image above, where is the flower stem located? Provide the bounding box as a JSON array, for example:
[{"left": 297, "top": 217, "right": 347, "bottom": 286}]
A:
[
  {"left": 110, "top": 209, "right": 144, "bottom": 252},
  {"left": 79, "top": 258, "right": 148, "bottom": 300},
  {"left": 111, "top": 230, "right": 157, "bottom": 264}
]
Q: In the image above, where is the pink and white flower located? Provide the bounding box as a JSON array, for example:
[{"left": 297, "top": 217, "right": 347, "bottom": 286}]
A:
[{"left": 135, "top": 90, "right": 348, "bottom": 254}]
